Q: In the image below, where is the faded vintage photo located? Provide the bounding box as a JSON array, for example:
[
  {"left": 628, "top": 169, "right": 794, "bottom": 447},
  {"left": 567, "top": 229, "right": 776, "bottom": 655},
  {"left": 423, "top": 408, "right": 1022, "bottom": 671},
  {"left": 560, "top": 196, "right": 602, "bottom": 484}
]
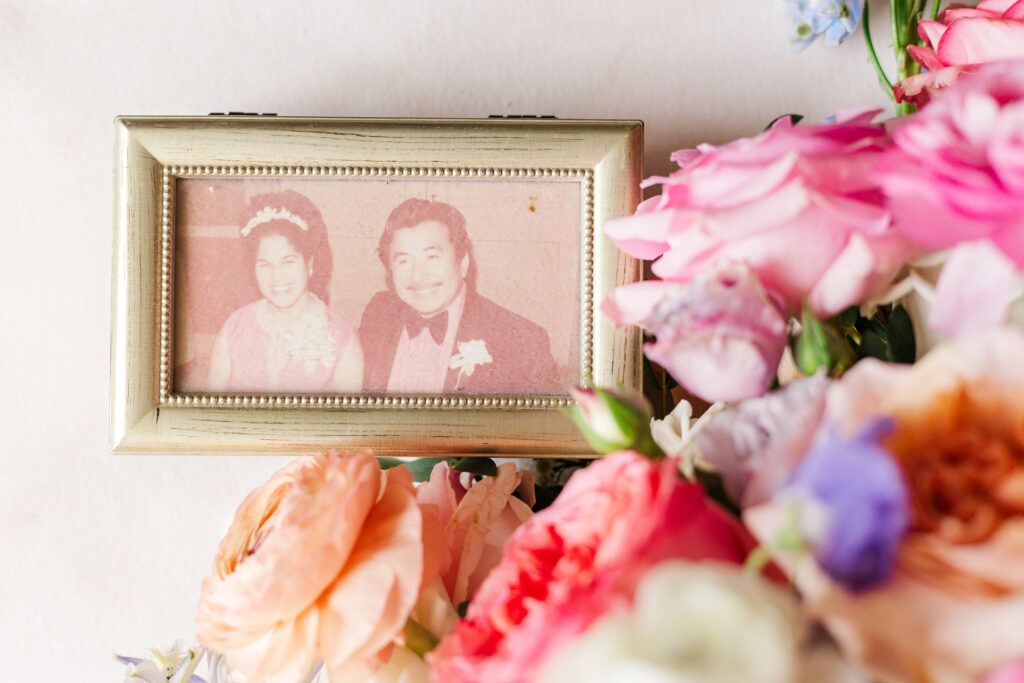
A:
[{"left": 173, "top": 177, "right": 583, "bottom": 396}]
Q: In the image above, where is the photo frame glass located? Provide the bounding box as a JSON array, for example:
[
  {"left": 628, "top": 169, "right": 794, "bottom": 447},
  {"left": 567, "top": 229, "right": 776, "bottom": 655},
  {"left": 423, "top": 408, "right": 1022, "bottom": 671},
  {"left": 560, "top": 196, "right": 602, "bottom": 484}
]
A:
[{"left": 170, "top": 171, "right": 588, "bottom": 402}]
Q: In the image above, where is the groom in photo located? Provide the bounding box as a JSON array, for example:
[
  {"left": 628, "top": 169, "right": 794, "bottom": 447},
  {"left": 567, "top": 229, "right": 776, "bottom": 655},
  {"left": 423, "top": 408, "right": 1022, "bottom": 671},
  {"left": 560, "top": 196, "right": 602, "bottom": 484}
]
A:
[{"left": 359, "top": 198, "right": 560, "bottom": 394}]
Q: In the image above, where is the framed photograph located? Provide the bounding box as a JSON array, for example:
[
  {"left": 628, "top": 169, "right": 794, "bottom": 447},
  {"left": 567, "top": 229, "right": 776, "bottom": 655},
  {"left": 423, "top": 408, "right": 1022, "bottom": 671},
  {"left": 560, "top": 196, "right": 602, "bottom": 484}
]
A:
[{"left": 111, "top": 116, "right": 643, "bottom": 455}]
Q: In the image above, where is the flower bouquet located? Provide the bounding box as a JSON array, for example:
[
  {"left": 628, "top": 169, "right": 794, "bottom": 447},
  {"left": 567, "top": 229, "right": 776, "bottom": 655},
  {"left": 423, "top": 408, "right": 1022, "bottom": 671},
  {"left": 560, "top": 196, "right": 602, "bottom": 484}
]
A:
[{"left": 117, "top": 2, "right": 1024, "bottom": 682}]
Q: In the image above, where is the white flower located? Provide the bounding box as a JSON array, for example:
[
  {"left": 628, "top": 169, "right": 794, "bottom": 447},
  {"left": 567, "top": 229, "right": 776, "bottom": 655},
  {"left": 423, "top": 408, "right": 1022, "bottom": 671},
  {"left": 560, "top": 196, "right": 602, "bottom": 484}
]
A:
[
  {"left": 116, "top": 641, "right": 205, "bottom": 683},
  {"left": 650, "top": 399, "right": 723, "bottom": 478},
  {"left": 449, "top": 339, "right": 493, "bottom": 387},
  {"left": 537, "top": 561, "right": 867, "bottom": 683}
]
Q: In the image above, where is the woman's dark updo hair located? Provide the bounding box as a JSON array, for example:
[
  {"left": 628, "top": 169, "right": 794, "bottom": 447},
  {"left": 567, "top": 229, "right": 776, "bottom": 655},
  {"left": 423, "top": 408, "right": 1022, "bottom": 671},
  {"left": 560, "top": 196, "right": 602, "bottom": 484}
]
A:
[{"left": 239, "top": 189, "right": 333, "bottom": 303}]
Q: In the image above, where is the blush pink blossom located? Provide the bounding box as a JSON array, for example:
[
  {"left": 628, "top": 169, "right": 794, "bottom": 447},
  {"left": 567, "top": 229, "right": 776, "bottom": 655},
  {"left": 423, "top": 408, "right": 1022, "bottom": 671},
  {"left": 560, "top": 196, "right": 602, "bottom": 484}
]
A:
[
  {"left": 603, "top": 110, "right": 914, "bottom": 319},
  {"left": 417, "top": 461, "right": 535, "bottom": 606},
  {"left": 602, "top": 263, "right": 788, "bottom": 402},
  {"left": 427, "top": 451, "right": 762, "bottom": 683},
  {"left": 894, "top": 0, "right": 1024, "bottom": 105}
]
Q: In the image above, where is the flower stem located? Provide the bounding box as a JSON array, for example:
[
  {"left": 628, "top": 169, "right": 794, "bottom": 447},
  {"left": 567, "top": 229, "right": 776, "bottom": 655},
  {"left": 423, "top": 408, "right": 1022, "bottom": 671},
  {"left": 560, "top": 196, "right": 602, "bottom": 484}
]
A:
[
  {"left": 744, "top": 545, "right": 774, "bottom": 577},
  {"left": 404, "top": 618, "right": 439, "bottom": 658},
  {"left": 863, "top": 2, "right": 896, "bottom": 102}
]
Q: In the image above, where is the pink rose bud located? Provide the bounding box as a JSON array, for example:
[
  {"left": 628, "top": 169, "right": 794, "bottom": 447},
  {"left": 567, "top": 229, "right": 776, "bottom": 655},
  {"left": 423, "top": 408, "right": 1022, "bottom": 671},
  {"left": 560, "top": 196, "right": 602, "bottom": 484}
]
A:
[
  {"left": 566, "top": 387, "right": 661, "bottom": 458},
  {"left": 612, "top": 264, "right": 788, "bottom": 403}
]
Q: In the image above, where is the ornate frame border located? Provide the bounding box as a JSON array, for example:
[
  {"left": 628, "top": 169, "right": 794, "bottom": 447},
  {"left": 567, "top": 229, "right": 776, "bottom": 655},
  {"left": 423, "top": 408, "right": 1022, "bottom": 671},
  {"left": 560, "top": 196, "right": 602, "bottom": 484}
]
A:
[{"left": 112, "top": 117, "right": 642, "bottom": 455}]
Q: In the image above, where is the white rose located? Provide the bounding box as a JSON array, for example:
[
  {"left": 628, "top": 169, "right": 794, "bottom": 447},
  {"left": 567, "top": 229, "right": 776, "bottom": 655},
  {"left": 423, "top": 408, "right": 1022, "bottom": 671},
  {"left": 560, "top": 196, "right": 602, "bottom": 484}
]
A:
[{"left": 537, "top": 561, "right": 866, "bottom": 683}]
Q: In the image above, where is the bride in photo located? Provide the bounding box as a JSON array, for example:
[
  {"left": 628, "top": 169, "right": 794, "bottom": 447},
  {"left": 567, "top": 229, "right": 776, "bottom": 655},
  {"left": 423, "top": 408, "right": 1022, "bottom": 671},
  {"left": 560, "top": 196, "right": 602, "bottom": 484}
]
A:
[{"left": 206, "top": 189, "right": 362, "bottom": 393}]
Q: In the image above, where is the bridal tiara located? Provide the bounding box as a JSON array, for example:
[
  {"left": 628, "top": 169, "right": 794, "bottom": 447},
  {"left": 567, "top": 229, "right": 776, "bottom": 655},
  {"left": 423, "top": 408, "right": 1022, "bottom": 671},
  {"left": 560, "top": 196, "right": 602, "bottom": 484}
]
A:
[{"left": 241, "top": 206, "right": 310, "bottom": 236}]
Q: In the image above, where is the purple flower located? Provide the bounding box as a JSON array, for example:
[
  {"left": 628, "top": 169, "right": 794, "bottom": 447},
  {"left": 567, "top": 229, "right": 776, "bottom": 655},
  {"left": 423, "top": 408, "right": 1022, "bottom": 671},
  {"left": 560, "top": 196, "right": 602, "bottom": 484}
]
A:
[{"left": 785, "top": 419, "right": 909, "bottom": 592}]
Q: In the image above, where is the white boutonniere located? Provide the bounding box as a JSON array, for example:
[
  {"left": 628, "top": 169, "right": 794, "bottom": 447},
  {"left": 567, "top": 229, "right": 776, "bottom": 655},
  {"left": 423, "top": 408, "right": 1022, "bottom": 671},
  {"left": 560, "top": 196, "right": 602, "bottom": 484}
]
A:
[{"left": 450, "top": 339, "right": 493, "bottom": 389}]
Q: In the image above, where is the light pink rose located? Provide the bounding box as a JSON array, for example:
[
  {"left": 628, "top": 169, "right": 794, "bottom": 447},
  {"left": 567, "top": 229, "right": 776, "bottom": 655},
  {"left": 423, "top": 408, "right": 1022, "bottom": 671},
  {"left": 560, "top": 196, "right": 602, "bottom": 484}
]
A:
[
  {"left": 196, "top": 452, "right": 444, "bottom": 683},
  {"left": 894, "top": 0, "right": 1024, "bottom": 106},
  {"left": 746, "top": 329, "right": 1024, "bottom": 683},
  {"left": 417, "top": 461, "right": 535, "bottom": 606},
  {"left": 602, "top": 263, "right": 788, "bottom": 402},
  {"left": 603, "top": 110, "right": 914, "bottom": 319},
  {"left": 428, "top": 451, "right": 763, "bottom": 683},
  {"left": 881, "top": 60, "right": 1024, "bottom": 268}
]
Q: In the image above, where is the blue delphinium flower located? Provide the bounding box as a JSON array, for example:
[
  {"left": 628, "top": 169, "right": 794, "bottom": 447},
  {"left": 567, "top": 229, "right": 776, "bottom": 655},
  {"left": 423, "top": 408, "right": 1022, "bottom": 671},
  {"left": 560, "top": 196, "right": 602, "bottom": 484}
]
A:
[
  {"left": 783, "top": 418, "right": 909, "bottom": 592},
  {"left": 781, "top": 0, "right": 865, "bottom": 52}
]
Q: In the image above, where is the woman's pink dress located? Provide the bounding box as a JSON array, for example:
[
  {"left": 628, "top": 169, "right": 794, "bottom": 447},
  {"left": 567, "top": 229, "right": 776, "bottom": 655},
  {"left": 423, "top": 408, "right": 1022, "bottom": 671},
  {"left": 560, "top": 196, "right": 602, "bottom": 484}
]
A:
[{"left": 221, "top": 297, "right": 354, "bottom": 393}]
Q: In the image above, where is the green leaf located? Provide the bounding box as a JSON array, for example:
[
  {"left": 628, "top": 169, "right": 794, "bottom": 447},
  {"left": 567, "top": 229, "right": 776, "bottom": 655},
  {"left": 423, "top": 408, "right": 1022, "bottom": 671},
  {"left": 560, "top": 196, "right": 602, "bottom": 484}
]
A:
[
  {"left": 886, "top": 305, "right": 916, "bottom": 363},
  {"left": 532, "top": 484, "right": 561, "bottom": 512},
  {"left": 795, "top": 308, "right": 832, "bottom": 375},
  {"left": 765, "top": 113, "right": 803, "bottom": 131},
  {"left": 402, "top": 457, "right": 455, "bottom": 482},
  {"left": 837, "top": 306, "right": 859, "bottom": 329},
  {"left": 377, "top": 457, "right": 406, "bottom": 470},
  {"left": 452, "top": 458, "right": 498, "bottom": 477},
  {"left": 859, "top": 328, "right": 888, "bottom": 361}
]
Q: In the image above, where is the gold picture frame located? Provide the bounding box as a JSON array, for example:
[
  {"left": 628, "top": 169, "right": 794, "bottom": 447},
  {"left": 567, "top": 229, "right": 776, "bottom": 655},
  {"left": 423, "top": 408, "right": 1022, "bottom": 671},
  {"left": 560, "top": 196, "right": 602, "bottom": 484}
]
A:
[{"left": 111, "top": 116, "right": 643, "bottom": 456}]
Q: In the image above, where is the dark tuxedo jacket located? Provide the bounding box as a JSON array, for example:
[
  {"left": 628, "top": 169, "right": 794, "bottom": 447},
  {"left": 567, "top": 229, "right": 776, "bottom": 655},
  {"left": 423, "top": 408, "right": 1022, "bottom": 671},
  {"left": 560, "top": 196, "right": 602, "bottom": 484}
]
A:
[{"left": 359, "top": 290, "right": 561, "bottom": 394}]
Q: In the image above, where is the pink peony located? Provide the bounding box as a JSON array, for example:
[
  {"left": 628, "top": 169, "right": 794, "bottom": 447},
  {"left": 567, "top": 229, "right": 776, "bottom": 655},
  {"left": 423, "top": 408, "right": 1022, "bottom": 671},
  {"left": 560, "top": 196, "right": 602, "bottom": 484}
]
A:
[
  {"left": 196, "top": 452, "right": 444, "bottom": 683},
  {"left": 881, "top": 60, "right": 1024, "bottom": 268},
  {"left": 603, "top": 110, "right": 914, "bottom": 319},
  {"left": 894, "top": 0, "right": 1024, "bottom": 106},
  {"left": 602, "top": 263, "right": 788, "bottom": 402},
  {"left": 417, "top": 461, "right": 535, "bottom": 607},
  {"left": 984, "top": 661, "right": 1024, "bottom": 683},
  {"left": 746, "top": 328, "right": 1024, "bottom": 683},
  {"left": 428, "top": 451, "right": 761, "bottom": 683}
]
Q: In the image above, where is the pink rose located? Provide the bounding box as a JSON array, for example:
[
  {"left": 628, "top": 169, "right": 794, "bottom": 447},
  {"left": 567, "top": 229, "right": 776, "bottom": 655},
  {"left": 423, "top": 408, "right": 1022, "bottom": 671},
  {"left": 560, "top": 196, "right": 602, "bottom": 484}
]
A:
[
  {"left": 882, "top": 60, "right": 1024, "bottom": 267},
  {"left": 602, "top": 263, "right": 788, "bottom": 402},
  {"left": 603, "top": 110, "right": 913, "bottom": 319},
  {"left": 747, "top": 329, "right": 1024, "bottom": 682},
  {"left": 417, "top": 461, "right": 535, "bottom": 606},
  {"left": 196, "top": 452, "right": 443, "bottom": 683},
  {"left": 428, "top": 451, "right": 761, "bottom": 683},
  {"left": 894, "top": 0, "right": 1024, "bottom": 106}
]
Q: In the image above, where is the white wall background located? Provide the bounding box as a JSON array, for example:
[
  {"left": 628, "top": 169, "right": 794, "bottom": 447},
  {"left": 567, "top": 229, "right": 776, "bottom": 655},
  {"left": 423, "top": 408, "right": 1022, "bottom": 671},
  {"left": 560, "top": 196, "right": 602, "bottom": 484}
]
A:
[{"left": 0, "top": 1, "right": 894, "bottom": 680}]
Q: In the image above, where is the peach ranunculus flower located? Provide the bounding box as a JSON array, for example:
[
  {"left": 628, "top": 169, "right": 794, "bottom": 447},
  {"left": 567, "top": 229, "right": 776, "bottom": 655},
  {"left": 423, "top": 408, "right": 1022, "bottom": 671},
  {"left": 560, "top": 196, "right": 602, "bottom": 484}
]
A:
[
  {"left": 747, "top": 328, "right": 1024, "bottom": 683},
  {"left": 196, "top": 452, "right": 444, "bottom": 683},
  {"left": 417, "top": 461, "right": 535, "bottom": 607}
]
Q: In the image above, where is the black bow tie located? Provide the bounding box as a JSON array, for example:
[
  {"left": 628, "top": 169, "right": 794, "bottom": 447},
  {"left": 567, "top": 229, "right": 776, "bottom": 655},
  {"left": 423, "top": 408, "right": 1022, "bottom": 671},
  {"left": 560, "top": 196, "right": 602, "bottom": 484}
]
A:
[{"left": 404, "top": 308, "right": 448, "bottom": 344}]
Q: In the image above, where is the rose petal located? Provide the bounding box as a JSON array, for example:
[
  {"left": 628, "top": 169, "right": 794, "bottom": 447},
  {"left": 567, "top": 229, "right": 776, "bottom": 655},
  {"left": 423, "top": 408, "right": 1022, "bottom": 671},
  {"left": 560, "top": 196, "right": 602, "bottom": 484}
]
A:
[
  {"left": 928, "top": 241, "right": 1019, "bottom": 336},
  {"left": 936, "top": 19, "right": 1024, "bottom": 65}
]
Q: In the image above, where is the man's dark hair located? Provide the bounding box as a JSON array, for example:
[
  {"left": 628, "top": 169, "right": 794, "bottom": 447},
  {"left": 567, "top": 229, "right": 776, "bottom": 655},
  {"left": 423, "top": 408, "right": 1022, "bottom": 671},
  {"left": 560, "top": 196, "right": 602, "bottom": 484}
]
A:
[{"left": 377, "top": 198, "right": 477, "bottom": 292}]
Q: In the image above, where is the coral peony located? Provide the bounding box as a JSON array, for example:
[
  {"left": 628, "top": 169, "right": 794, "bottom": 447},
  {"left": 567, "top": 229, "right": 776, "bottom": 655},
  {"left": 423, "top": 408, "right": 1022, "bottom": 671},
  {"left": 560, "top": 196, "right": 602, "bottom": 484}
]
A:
[
  {"left": 894, "top": 0, "right": 1024, "bottom": 105},
  {"left": 416, "top": 461, "right": 535, "bottom": 606},
  {"left": 196, "top": 452, "right": 443, "bottom": 683},
  {"left": 428, "top": 451, "right": 760, "bottom": 683},
  {"left": 747, "top": 329, "right": 1024, "bottom": 682},
  {"left": 602, "top": 263, "right": 788, "bottom": 402},
  {"left": 603, "top": 109, "right": 913, "bottom": 319}
]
